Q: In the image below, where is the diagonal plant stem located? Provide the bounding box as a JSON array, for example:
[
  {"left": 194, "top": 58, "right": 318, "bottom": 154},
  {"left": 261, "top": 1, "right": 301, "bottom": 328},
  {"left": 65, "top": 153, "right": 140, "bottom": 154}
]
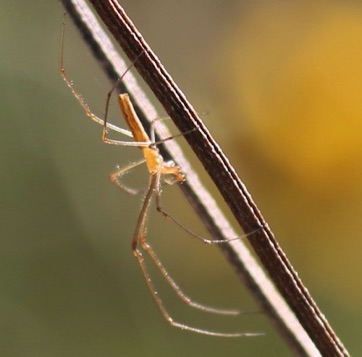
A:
[{"left": 59, "top": 0, "right": 349, "bottom": 356}]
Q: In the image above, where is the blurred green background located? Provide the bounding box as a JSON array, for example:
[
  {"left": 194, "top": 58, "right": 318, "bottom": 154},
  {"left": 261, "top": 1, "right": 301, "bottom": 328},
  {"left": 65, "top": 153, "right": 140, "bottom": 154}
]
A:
[{"left": 1, "top": 1, "right": 361, "bottom": 356}]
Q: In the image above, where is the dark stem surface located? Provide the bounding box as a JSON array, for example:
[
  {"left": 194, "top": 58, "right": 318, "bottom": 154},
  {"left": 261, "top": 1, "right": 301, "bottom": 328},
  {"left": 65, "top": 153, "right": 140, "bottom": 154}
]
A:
[{"left": 60, "top": 1, "right": 349, "bottom": 356}]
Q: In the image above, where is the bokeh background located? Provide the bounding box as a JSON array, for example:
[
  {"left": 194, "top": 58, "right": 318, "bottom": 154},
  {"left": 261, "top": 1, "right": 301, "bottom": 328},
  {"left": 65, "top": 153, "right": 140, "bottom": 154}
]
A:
[{"left": 1, "top": 1, "right": 361, "bottom": 356}]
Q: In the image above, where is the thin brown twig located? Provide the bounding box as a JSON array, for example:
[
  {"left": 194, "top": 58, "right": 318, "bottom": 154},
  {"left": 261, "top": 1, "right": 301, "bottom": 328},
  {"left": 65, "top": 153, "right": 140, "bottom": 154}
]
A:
[{"left": 59, "top": 0, "right": 349, "bottom": 356}]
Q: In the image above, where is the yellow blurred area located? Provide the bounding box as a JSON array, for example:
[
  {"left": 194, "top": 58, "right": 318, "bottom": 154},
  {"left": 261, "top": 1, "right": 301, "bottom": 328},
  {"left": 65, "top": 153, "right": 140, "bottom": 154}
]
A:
[
  {"left": 228, "top": 2, "right": 362, "bottom": 194},
  {"left": 222, "top": 1, "right": 362, "bottom": 306}
]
